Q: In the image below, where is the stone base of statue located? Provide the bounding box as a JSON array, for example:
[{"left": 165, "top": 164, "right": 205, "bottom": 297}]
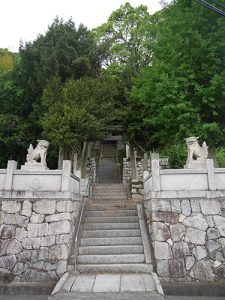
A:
[
  {"left": 184, "top": 159, "right": 206, "bottom": 169},
  {"left": 21, "top": 162, "right": 49, "bottom": 171}
]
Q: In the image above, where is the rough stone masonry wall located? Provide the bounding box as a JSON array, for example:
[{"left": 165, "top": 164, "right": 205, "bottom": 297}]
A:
[
  {"left": 122, "top": 158, "right": 132, "bottom": 184},
  {"left": 0, "top": 198, "right": 81, "bottom": 282},
  {"left": 86, "top": 158, "right": 96, "bottom": 183},
  {"left": 148, "top": 197, "right": 225, "bottom": 283}
]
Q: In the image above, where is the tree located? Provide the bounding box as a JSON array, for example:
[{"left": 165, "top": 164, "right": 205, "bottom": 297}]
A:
[
  {"left": 93, "top": 2, "right": 153, "bottom": 85},
  {"left": 130, "top": 0, "right": 225, "bottom": 152},
  {"left": 0, "top": 49, "right": 14, "bottom": 71},
  {"left": 41, "top": 75, "right": 120, "bottom": 160},
  {"left": 0, "top": 18, "right": 102, "bottom": 167},
  {"left": 16, "top": 17, "right": 100, "bottom": 120}
]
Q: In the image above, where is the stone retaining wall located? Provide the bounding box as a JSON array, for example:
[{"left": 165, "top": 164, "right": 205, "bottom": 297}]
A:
[
  {"left": 0, "top": 196, "right": 81, "bottom": 282},
  {"left": 122, "top": 158, "right": 131, "bottom": 184},
  {"left": 146, "top": 197, "right": 225, "bottom": 282},
  {"left": 86, "top": 158, "right": 96, "bottom": 183}
]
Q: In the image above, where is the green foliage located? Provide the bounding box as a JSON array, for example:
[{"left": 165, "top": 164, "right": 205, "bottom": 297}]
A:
[
  {"left": 93, "top": 2, "right": 152, "bottom": 83},
  {"left": 160, "top": 143, "right": 187, "bottom": 169},
  {"left": 16, "top": 17, "right": 100, "bottom": 117},
  {"left": 216, "top": 148, "right": 225, "bottom": 168},
  {"left": 2, "top": 1, "right": 225, "bottom": 168},
  {"left": 130, "top": 0, "right": 225, "bottom": 150},
  {"left": 0, "top": 49, "right": 13, "bottom": 71},
  {"left": 0, "top": 18, "right": 101, "bottom": 166},
  {"left": 41, "top": 75, "right": 120, "bottom": 152},
  {"left": 0, "top": 114, "right": 29, "bottom": 165}
]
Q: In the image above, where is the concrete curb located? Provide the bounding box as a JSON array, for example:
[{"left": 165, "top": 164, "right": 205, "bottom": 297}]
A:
[
  {"left": 152, "top": 273, "right": 164, "bottom": 295},
  {"left": 50, "top": 272, "right": 69, "bottom": 296}
]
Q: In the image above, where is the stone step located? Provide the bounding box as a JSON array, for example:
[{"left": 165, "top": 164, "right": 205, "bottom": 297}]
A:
[
  {"left": 83, "top": 222, "right": 140, "bottom": 230},
  {"left": 85, "top": 210, "right": 137, "bottom": 217},
  {"left": 85, "top": 216, "right": 139, "bottom": 223},
  {"left": 86, "top": 204, "right": 136, "bottom": 211},
  {"left": 92, "top": 187, "right": 127, "bottom": 192},
  {"left": 93, "top": 184, "right": 127, "bottom": 189},
  {"left": 82, "top": 229, "right": 141, "bottom": 238},
  {"left": 93, "top": 185, "right": 126, "bottom": 188},
  {"left": 98, "top": 168, "right": 119, "bottom": 170},
  {"left": 91, "top": 198, "right": 129, "bottom": 202},
  {"left": 92, "top": 195, "right": 128, "bottom": 199},
  {"left": 52, "top": 293, "right": 163, "bottom": 300},
  {"left": 92, "top": 191, "right": 127, "bottom": 198},
  {"left": 76, "top": 263, "right": 153, "bottom": 273},
  {"left": 77, "top": 254, "right": 145, "bottom": 264},
  {"left": 97, "top": 179, "right": 122, "bottom": 184},
  {"left": 80, "top": 237, "right": 142, "bottom": 246},
  {"left": 78, "top": 245, "right": 144, "bottom": 255}
]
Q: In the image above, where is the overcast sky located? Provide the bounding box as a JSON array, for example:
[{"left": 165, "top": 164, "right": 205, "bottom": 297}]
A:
[{"left": 0, "top": 0, "right": 164, "bottom": 52}]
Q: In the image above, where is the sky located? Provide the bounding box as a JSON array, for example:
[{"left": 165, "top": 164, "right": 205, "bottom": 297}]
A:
[{"left": 0, "top": 0, "right": 164, "bottom": 52}]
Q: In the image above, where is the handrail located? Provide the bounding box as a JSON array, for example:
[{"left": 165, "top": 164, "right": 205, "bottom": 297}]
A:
[
  {"left": 74, "top": 201, "right": 85, "bottom": 271},
  {"left": 70, "top": 173, "right": 80, "bottom": 182},
  {"left": 131, "top": 141, "right": 146, "bottom": 154},
  {"left": 143, "top": 172, "right": 152, "bottom": 183}
]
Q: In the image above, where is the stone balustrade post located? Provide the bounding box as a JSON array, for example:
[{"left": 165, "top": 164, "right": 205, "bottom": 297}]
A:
[
  {"left": 5, "top": 160, "right": 17, "bottom": 190},
  {"left": 61, "top": 160, "right": 71, "bottom": 192},
  {"left": 206, "top": 159, "right": 216, "bottom": 191},
  {"left": 151, "top": 153, "right": 161, "bottom": 192}
]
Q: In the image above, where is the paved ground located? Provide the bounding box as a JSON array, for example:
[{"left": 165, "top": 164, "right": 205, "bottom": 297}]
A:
[
  {"left": 59, "top": 273, "right": 157, "bottom": 293},
  {"left": 0, "top": 294, "right": 224, "bottom": 300}
]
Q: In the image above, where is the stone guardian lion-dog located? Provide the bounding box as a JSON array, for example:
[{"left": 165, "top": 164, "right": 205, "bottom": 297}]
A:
[
  {"left": 184, "top": 136, "right": 208, "bottom": 169},
  {"left": 26, "top": 140, "right": 49, "bottom": 165}
]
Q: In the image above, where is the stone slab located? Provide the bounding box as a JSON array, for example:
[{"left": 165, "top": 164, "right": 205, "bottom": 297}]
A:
[
  {"left": 142, "top": 274, "right": 155, "bottom": 291},
  {"left": 93, "top": 274, "right": 120, "bottom": 292},
  {"left": 71, "top": 274, "right": 95, "bottom": 292},
  {"left": 62, "top": 276, "right": 76, "bottom": 292},
  {"left": 120, "top": 274, "right": 146, "bottom": 292},
  {"left": 51, "top": 292, "right": 165, "bottom": 300},
  {"left": 51, "top": 272, "right": 69, "bottom": 295}
]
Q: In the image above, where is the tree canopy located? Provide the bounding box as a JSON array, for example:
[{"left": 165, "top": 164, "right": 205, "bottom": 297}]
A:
[
  {"left": 1, "top": 1, "right": 225, "bottom": 167},
  {"left": 130, "top": 0, "right": 225, "bottom": 152}
]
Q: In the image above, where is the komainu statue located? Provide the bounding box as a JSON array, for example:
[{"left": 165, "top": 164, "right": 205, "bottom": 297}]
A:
[
  {"left": 21, "top": 140, "right": 49, "bottom": 170},
  {"left": 184, "top": 136, "right": 208, "bottom": 169}
]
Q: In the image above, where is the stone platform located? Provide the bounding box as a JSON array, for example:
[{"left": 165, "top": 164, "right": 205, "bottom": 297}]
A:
[{"left": 50, "top": 272, "right": 164, "bottom": 299}]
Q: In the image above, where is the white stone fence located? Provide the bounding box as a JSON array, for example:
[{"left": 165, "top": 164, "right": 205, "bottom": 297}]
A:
[
  {"left": 0, "top": 160, "right": 80, "bottom": 197},
  {"left": 144, "top": 153, "right": 225, "bottom": 200},
  {"left": 0, "top": 160, "right": 82, "bottom": 282},
  {"left": 143, "top": 153, "right": 225, "bottom": 283}
]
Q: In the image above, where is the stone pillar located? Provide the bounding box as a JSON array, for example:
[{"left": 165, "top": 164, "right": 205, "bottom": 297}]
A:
[
  {"left": 206, "top": 159, "right": 216, "bottom": 191},
  {"left": 151, "top": 153, "right": 161, "bottom": 192},
  {"left": 126, "top": 144, "right": 129, "bottom": 159},
  {"left": 58, "top": 146, "right": 64, "bottom": 170},
  {"left": 72, "top": 152, "right": 78, "bottom": 175},
  {"left": 5, "top": 160, "right": 17, "bottom": 190},
  {"left": 61, "top": 160, "right": 71, "bottom": 192}
]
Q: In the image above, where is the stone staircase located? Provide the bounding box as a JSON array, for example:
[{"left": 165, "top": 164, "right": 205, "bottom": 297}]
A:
[
  {"left": 98, "top": 143, "right": 121, "bottom": 183},
  {"left": 50, "top": 184, "right": 164, "bottom": 299},
  {"left": 76, "top": 183, "right": 152, "bottom": 273},
  {"left": 92, "top": 183, "right": 128, "bottom": 201}
]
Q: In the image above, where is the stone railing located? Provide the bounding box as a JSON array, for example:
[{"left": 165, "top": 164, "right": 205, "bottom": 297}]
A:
[
  {"left": 143, "top": 153, "right": 225, "bottom": 283},
  {"left": 0, "top": 160, "right": 81, "bottom": 282},
  {"left": 0, "top": 160, "right": 80, "bottom": 197},
  {"left": 144, "top": 153, "right": 223, "bottom": 200}
]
